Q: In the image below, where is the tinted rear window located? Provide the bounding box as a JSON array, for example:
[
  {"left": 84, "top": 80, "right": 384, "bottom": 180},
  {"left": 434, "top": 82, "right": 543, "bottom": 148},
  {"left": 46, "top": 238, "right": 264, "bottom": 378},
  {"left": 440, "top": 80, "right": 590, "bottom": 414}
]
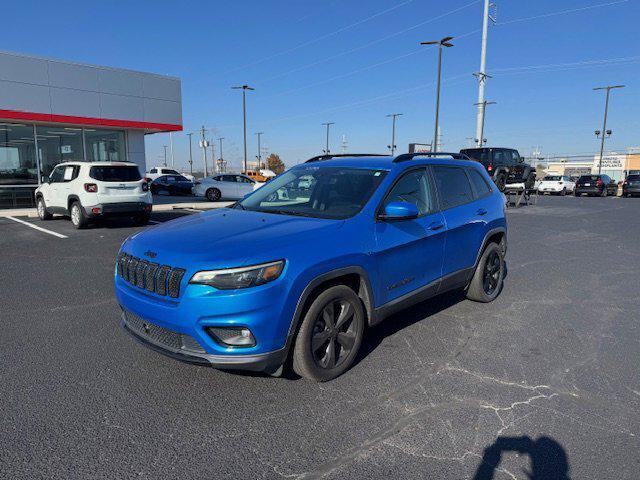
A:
[
  {"left": 460, "top": 149, "right": 490, "bottom": 163},
  {"left": 90, "top": 166, "right": 141, "bottom": 182},
  {"left": 544, "top": 175, "right": 561, "bottom": 181},
  {"left": 577, "top": 175, "right": 599, "bottom": 183},
  {"left": 432, "top": 166, "right": 474, "bottom": 209},
  {"left": 627, "top": 175, "right": 640, "bottom": 181}
]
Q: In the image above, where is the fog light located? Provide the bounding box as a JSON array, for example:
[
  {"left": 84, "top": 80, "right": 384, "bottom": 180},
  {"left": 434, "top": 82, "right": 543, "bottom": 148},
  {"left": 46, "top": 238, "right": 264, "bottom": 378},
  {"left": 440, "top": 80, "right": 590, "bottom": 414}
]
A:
[{"left": 206, "top": 327, "right": 256, "bottom": 347}]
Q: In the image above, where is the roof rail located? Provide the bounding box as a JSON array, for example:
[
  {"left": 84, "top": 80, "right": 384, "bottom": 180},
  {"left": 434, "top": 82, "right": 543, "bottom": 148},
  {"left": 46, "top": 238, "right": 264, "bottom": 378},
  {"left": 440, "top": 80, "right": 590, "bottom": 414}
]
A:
[
  {"left": 393, "top": 152, "right": 469, "bottom": 163},
  {"left": 305, "top": 153, "right": 388, "bottom": 163}
]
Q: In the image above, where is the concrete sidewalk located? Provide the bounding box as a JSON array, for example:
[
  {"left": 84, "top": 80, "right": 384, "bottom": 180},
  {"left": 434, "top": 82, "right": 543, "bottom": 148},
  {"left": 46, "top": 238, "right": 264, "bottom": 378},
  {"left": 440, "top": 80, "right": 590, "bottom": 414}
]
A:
[{"left": 0, "top": 200, "right": 232, "bottom": 218}]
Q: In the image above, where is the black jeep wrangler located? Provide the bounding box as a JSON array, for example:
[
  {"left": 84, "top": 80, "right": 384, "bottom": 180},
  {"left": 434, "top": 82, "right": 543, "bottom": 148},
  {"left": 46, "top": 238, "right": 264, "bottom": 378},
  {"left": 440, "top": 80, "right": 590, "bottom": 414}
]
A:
[{"left": 459, "top": 147, "right": 536, "bottom": 192}]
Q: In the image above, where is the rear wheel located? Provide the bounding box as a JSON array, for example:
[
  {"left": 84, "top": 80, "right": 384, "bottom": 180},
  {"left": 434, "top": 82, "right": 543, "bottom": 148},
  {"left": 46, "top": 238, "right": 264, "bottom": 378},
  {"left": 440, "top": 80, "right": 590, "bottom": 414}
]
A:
[
  {"left": 36, "top": 197, "right": 52, "bottom": 220},
  {"left": 292, "top": 285, "right": 365, "bottom": 382},
  {"left": 70, "top": 201, "right": 88, "bottom": 229},
  {"left": 467, "top": 242, "right": 505, "bottom": 303},
  {"left": 206, "top": 188, "right": 221, "bottom": 201},
  {"left": 560, "top": 187, "right": 566, "bottom": 196},
  {"left": 495, "top": 174, "right": 506, "bottom": 192},
  {"left": 524, "top": 173, "right": 535, "bottom": 190}
]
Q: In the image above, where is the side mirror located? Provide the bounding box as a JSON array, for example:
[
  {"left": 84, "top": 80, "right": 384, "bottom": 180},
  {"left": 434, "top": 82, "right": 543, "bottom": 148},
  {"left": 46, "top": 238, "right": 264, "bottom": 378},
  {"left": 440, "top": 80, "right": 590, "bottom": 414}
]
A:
[{"left": 379, "top": 201, "right": 420, "bottom": 221}]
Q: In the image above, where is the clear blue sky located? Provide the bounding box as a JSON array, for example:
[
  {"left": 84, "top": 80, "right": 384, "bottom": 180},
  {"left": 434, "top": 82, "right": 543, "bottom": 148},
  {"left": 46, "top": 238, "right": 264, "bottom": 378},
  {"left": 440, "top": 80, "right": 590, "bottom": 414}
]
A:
[{"left": 3, "top": 0, "right": 639, "bottom": 170}]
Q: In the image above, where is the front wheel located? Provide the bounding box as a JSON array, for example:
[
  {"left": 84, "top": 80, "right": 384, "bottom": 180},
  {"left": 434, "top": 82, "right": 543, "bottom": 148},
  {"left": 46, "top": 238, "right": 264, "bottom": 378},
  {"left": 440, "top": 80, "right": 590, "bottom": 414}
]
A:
[
  {"left": 37, "top": 197, "right": 53, "bottom": 220},
  {"left": 467, "top": 242, "right": 505, "bottom": 303},
  {"left": 206, "top": 188, "right": 221, "bottom": 201},
  {"left": 560, "top": 187, "right": 566, "bottom": 196},
  {"left": 292, "top": 285, "right": 365, "bottom": 382}
]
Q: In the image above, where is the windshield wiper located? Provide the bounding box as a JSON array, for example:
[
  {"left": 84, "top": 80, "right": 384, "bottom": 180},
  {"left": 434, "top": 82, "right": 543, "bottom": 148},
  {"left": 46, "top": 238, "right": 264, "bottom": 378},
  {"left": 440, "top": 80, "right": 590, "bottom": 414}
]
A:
[{"left": 263, "top": 209, "right": 315, "bottom": 217}]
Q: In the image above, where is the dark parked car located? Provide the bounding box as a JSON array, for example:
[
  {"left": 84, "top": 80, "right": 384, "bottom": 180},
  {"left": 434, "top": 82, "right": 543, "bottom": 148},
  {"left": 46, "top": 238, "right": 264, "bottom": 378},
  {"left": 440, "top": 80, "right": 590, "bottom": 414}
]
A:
[
  {"left": 574, "top": 174, "right": 617, "bottom": 197},
  {"left": 622, "top": 174, "right": 640, "bottom": 197},
  {"left": 150, "top": 174, "right": 194, "bottom": 196},
  {"left": 459, "top": 147, "right": 535, "bottom": 191}
]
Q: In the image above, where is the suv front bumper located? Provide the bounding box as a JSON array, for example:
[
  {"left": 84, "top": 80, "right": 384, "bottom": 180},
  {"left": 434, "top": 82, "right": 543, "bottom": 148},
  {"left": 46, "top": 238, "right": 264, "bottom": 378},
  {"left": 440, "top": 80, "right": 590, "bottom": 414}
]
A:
[{"left": 120, "top": 309, "right": 287, "bottom": 373}]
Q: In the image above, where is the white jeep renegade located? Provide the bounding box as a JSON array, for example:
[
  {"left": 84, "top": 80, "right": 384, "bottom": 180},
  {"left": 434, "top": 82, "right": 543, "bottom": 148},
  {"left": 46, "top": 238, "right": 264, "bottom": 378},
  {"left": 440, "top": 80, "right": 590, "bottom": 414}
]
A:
[{"left": 35, "top": 162, "right": 152, "bottom": 228}]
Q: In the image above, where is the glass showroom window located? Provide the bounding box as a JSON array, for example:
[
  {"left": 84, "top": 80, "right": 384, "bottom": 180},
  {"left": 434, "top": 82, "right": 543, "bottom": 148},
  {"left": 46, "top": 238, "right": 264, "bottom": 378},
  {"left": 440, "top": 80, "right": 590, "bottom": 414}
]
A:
[
  {"left": 0, "top": 123, "right": 38, "bottom": 185},
  {"left": 36, "top": 126, "right": 84, "bottom": 177},
  {"left": 85, "top": 129, "right": 126, "bottom": 162}
]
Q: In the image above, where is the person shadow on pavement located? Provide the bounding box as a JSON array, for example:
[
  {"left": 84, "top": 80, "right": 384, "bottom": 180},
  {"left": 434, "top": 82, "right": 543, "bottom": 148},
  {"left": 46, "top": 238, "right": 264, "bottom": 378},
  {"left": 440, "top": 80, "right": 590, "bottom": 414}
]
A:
[{"left": 473, "top": 436, "right": 570, "bottom": 480}]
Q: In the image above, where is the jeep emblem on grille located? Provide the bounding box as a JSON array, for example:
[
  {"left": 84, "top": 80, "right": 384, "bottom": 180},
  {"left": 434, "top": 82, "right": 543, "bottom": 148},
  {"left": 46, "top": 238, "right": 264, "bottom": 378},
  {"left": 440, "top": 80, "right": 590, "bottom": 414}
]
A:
[{"left": 144, "top": 250, "right": 157, "bottom": 258}]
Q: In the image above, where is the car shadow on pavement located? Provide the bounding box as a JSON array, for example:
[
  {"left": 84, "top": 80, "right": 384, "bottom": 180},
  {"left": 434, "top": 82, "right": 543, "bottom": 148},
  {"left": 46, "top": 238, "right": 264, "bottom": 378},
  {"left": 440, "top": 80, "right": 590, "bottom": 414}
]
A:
[
  {"left": 354, "top": 289, "right": 468, "bottom": 368},
  {"left": 472, "top": 435, "right": 570, "bottom": 480}
]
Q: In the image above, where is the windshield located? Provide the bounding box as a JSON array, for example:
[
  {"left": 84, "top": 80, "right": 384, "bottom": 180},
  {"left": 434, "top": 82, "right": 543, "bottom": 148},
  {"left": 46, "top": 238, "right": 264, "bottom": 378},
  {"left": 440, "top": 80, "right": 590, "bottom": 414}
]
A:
[
  {"left": 238, "top": 166, "right": 387, "bottom": 219},
  {"left": 544, "top": 175, "right": 561, "bottom": 181},
  {"left": 89, "top": 165, "right": 141, "bottom": 182}
]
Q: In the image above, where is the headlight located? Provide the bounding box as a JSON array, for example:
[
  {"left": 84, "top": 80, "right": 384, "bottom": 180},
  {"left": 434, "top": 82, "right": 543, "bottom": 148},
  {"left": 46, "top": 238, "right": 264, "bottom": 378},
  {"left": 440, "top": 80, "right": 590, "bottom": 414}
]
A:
[{"left": 189, "top": 260, "right": 285, "bottom": 290}]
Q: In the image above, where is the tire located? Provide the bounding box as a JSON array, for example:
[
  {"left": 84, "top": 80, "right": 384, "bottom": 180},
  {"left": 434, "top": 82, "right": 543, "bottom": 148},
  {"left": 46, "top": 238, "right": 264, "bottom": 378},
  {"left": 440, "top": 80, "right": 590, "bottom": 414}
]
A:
[
  {"left": 206, "top": 188, "right": 221, "bottom": 202},
  {"left": 69, "top": 201, "right": 88, "bottom": 229},
  {"left": 36, "top": 196, "right": 53, "bottom": 220},
  {"left": 524, "top": 173, "right": 535, "bottom": 190},
  {"left": 560, "top": 187, "right": 566, "bottom": 196},
  {"left": 292, "top": 285, "right": 365, "bottom": 382},
  {"left": 574, "top": 191, "right": 579, "bottom": 197},
  {"left": 466, "top": 242, "right": 505, "bottom": 303},
  {"left": 494, "top": 174, "right": 506, "bottom": 192},
  {"left": 133, "top": 213, "right": 150, "bottom": 226}
]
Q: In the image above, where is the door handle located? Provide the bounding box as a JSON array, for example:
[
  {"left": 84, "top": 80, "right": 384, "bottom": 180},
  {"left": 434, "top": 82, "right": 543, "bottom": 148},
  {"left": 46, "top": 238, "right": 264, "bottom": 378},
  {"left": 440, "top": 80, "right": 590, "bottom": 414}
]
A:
[
  {"left": 427, "top": 221, "right": 444, "bottom": 231},
  {"left": 476, "top": 208, "right": 487, "bottom": 216}
]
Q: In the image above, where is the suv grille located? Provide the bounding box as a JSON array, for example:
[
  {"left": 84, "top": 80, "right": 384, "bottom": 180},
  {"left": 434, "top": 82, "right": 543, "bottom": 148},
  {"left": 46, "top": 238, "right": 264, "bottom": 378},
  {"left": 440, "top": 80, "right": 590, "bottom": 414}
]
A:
[
  {"left": 123, "top": 310, "right": 205, "bottom": 354},
  {"left": 117, "top": 253, "right": 186, "bottom": 298}
]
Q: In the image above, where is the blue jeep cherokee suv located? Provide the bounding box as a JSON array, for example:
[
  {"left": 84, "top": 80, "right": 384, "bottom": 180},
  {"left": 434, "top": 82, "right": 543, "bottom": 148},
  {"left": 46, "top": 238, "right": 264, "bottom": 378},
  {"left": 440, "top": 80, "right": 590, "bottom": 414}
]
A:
[{"left": 115, "top": 153, "right": 507, "bottom": 381}]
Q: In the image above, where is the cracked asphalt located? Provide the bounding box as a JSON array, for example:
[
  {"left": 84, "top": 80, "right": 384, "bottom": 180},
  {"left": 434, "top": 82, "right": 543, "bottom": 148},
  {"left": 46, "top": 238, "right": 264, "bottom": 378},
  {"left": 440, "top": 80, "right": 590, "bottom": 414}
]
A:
[{"left": 1, "top": 196, "right": 639, "bottom": 479}]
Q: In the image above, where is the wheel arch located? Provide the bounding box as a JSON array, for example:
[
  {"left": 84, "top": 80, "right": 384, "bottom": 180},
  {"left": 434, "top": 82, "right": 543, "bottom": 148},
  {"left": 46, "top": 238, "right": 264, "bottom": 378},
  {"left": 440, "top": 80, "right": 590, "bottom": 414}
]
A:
[
  {"left": 285, "top": 267, "right": 375, "bottom": 355},
  {"left": 67, "top": 194, "right": 81, "bottom": 212},
  {"left": 473, "top": 227, "right": 507, "bottom": 269}
]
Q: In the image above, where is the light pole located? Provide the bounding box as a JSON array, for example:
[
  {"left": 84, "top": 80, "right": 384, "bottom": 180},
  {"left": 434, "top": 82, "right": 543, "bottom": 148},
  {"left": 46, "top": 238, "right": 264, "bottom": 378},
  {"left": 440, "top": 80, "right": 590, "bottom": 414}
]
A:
[
  {"left": 162, "top": 145, "right": 168, "bottom": 167},
  {"left": 593, "top": 85, "right": 624, "bottom": 174},
  {"left": 187, "top": 132, "right": 193, "bottom": 175},
  {"left": 255, "top": 132, "right": 264, "bottom": 170},
  {"left": 200, "top": 125, "right": 208, "bottom": 177},
  {"left": 322, "top": 122, "right": 334, "bottom": 154},
  {"left": 169, "top": 132, "right": 174, "bottom": 167},
  {"left": 473, "top": 100, "right": 496, "bottom": 146},
  {"left": 421, "top": 36, "right": 454, "bottom": 153},
  {"left": 218, "top": 137, "right": 224, "bottom": 173},
  {"left": 386, "top": 113, "right": 402, "bottom": 155},
  {"left": 232, "top": 85, "right": 255, "bottom": 173}
]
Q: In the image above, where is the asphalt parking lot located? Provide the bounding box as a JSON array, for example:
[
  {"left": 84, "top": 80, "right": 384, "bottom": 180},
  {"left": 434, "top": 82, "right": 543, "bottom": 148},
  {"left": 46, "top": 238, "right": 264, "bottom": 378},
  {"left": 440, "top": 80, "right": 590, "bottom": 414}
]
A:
[{"left": 1, "top": 195, "right": 639, "bottom": 479}]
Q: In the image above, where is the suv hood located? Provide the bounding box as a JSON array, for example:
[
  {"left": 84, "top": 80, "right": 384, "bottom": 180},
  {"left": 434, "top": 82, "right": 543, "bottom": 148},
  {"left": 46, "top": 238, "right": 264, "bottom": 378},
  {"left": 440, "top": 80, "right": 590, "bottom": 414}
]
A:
[{"left": 123, "top": 208, "right": 344, "bottom": 268}]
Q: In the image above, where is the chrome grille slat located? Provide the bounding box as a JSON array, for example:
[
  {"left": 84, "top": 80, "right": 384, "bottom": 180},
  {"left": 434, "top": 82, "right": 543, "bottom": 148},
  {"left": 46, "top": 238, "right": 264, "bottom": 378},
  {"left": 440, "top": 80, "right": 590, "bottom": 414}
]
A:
[
  {"left": 167, "top": 268, "right": 186, "bottom": 298},
  {"left": 116, "top": 254, "right": 185, "bottom": 298}
]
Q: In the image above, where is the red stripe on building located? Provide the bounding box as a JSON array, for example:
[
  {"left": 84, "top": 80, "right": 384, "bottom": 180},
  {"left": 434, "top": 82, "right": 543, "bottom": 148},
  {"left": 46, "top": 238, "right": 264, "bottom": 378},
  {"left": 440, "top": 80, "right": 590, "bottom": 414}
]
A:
[{"left": 0, "top": 109, "right": 182, "bottom": 132}]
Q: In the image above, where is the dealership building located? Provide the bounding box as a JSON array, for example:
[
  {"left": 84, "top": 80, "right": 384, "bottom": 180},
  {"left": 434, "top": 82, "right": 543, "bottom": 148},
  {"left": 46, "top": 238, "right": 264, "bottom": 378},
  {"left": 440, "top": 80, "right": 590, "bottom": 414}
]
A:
[{"left": 0, "top": 50, "right": 182, "bottom": 208}]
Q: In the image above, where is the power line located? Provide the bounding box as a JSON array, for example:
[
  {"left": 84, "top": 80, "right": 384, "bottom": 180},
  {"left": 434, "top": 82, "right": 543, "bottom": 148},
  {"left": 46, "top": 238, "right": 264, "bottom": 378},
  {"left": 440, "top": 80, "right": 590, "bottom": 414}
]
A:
[
  {"left": 221, "top": 0, "right": 414, "bottom": 75},
  {"left": 496, "top": 0, "right": 629, "bottom": 26}
]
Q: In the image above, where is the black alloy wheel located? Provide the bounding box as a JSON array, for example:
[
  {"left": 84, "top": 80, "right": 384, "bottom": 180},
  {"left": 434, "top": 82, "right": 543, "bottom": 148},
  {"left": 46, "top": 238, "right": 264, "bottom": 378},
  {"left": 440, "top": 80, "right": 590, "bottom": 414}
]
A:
[
  {"left": 483, "top": 250, "right": 502, "bottom": 295},
  {"left": 311, "top": 299, "right": 358, "bottom": 370}
]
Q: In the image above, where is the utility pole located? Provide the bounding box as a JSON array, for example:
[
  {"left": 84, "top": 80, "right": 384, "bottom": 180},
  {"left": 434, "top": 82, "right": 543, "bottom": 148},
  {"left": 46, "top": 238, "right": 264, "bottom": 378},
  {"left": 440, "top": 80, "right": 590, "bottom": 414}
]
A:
[
  {"left": 322, "top": 122, "right": 334, "bottom": 154},
  {"left": 386, "top": 113, "right": 402, "bottom": 155},
  {"left": 232, "top": 85, "right": 254, "bottom": 173},
  {"left": 162, "top": 145, "right": 168, "bottom": 167},
  {"left": 255, "top": 132, "right": 264, "bottom": 170},
  {"left": 187, "top": 132, "right": 193, "bottom": 175},
  {"left": 200, "top": 125, "right": 208, "bottom": 177},
  {"left": 475, "top": 0, "right": 494, "bottom": 146},
  {"left": 594, "top": 85, "right": 624, "bottom": 174},
  {"left": 421, "top": 37, "right": 454, "bottom": 153},
  {"left": 209, "top": 141, "right": 216, "bottom": 174},
  {"left": 473, "top": 100, "right": 496, "bottom": 146},
  {"left": 169, "top": 132, "right": 175, "bottom": 167},
  {"left": 218, "top": 137, "right": 224, "bottom": 173}
]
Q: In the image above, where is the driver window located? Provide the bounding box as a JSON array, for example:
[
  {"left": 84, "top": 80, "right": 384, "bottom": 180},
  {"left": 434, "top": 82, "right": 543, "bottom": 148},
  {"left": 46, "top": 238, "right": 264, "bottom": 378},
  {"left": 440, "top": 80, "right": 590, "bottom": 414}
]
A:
[
  {"left": 382, "top": 168, "right": 432, "bottom": 215},
  {"left": 49, "top": 167, "right": 64, "bottom": 183}
]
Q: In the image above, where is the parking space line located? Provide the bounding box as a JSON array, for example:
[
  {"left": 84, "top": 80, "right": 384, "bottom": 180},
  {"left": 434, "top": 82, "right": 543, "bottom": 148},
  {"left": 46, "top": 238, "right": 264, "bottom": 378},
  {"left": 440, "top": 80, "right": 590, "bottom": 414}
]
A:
[{"left": 6, "top": 216, "right": 68, "bottom": 239}]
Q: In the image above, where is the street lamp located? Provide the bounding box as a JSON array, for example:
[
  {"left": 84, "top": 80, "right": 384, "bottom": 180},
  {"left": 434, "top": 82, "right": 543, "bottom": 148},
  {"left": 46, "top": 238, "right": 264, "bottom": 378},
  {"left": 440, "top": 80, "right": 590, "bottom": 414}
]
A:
[
  {"left": 421, "top": 36, "right": 454, "bottom": 153},
  {"left": 593, "top": 85, "right": 624, "bottom": 174},
  {"left": 232, "top": 85, "right": 255, "bottom": 173},
  {"left": 255, "top": 132, "right": 264, "bottom": 170},
  {"left": 186, "top": 132, "right": 194, "bottom": 175},
  {"left": 322, "top": 122, "right": 334, "bottom": 154},
  {"left": 386, "top": 113, "right": 402, "bottom": 156}
]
